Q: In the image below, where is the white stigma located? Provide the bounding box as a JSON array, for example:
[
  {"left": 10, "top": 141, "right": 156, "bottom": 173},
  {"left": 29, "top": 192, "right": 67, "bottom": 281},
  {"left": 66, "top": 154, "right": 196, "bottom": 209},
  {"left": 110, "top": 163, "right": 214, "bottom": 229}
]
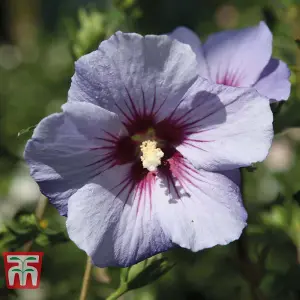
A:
[{"left": 140, "top": 140, "right": 164, "bottom": 172}]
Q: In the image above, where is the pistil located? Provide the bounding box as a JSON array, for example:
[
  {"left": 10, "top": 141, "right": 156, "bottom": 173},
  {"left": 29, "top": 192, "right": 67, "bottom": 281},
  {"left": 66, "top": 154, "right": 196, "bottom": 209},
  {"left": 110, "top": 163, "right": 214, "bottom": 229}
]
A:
[{"left": 140, "top": 140, "right": 164, "bottom": 172}]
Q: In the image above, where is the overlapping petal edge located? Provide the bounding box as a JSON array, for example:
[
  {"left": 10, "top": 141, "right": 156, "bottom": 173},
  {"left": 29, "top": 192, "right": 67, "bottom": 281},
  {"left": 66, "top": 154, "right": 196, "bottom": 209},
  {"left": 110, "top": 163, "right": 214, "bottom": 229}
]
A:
[
  {"left": 170, "top": 21, "right": 291, "bottom": 101},
  {"left": 25, "top": 31, "right": 273, "bottom": 267}
]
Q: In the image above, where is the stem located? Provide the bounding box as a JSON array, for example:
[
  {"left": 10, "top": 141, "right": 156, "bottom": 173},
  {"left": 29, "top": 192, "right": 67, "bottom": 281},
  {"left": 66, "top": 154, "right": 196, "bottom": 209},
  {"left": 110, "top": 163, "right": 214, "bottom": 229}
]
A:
[
  {"left": 23, "top": 195, "right": 48, "bottom": 252},
  {"left": 106, "top": 284, "right": 128, "bottom": 300},
  {"left": 79, "top": 256, "right": 93, "bottom": 300},
  {"left": 35, "top": 195, "right": 48, "bottom": 220}
]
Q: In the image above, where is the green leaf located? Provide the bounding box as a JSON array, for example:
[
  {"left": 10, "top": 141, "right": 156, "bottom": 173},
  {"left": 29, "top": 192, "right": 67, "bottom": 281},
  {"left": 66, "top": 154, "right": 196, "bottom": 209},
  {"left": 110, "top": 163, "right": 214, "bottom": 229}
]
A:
[
  {"left": 2, "top": 212, "right": 40, "bottom": 250},
  {"left": 107, "top": 254, "right": 175, "bottom": 300},
  {"left": 261, "top": 202, "right": 300, "bottom": 249},
  {"left": 46, "top": 231, "right": 69, "bottom": 244},
  {"left": 35, "top": 231, "right": 69, "bottom": 247},
  {"left": 19, "top": 214, "right": 37, "bottom": 227},
  {"left": 11, "top": 269, "right": 22, "bottom": 272},
  {"left": 72, "top": 8, "right": 106, "bottom": 59},
  {"left": 69, "top": 7, "right": 127, "bottom": 60},
  {"left": 261, "top": 204, "right": 289, "bottom": 229},
  {"left": 126, "top": 255, "right": 175, "bottom": 290},
  {"left": 35, "top": 234, "right": 49, "bottom": 247}
]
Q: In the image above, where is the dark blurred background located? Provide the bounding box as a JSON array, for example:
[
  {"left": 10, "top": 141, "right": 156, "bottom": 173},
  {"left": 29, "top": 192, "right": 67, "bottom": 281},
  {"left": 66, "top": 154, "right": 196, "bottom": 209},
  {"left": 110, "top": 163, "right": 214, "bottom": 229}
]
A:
[{"left": 1, "top": 0, "right": 300, "bottom": 299}]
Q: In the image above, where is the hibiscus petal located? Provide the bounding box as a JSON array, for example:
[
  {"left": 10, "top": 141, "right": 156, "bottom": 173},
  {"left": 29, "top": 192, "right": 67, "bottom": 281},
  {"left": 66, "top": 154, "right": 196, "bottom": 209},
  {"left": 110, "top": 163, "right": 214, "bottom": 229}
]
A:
[
  {"left": 169, "top": 26, "right": 210, "bottom": 79},
  {"left": 66, "top": 157, "right": 245, "bottom": 267},
  {"left": 62, "top": 102, "right": 127, "bottom": 138},
  {"left": 68, "top": 31, "right": 201, "bottom": 122},
  {"left": 66, "top": 164, "right": 173, "bottom": 267},
  {"left": 220, "top": 169, "right": 241, "bottom": 186},
  {"left": 24, "top": 103, "right": 126, "bottom": 216},
  {"left": 174, "top": 78, "right": 273, "bottom": 171},
  {"left": 155, "top": 157, "right": 247, "bottom": 251},
  {"left": 203, "top": 21, "right": 272, "bottom": 87},
  {"left": 254, "top": 58, "right": 291, "bottom": 101}
]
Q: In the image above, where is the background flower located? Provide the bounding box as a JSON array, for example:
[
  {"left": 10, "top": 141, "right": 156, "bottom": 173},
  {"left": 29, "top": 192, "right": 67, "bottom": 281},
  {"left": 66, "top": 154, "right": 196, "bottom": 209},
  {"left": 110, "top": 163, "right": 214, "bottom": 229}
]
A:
[{"left": 170, "top": 21, "right": 291, "bottom": 102}]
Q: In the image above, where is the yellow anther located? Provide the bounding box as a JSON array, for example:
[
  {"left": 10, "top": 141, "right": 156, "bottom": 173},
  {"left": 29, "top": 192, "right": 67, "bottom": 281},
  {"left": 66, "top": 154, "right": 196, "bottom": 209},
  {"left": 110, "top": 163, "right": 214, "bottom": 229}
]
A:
[{"left": 140, "top": 140, "right": 164, "bottom": 172}]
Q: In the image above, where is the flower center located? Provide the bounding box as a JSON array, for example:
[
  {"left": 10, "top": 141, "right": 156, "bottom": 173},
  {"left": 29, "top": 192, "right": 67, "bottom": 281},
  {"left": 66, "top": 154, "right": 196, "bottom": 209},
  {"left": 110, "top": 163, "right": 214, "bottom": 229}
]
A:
[{"left": 140, "top": 140, "right": 164, "bottom": 172}]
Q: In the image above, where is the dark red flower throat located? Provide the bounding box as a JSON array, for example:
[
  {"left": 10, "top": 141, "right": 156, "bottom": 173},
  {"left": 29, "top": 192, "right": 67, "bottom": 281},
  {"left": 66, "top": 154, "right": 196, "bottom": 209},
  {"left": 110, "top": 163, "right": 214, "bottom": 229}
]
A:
[
  {"left": 89, "top": 90, "right": 204, "bottom": 209},
  {"left": 114, "top": 115, "right": 184, "bottom": 167}
]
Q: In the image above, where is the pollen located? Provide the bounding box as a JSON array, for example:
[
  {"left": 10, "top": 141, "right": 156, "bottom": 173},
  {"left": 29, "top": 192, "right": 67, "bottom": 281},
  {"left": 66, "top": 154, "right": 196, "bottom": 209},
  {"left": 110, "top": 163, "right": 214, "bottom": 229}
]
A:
[{"left": 140, "top": 140, "right": 164, "bottom": 172}]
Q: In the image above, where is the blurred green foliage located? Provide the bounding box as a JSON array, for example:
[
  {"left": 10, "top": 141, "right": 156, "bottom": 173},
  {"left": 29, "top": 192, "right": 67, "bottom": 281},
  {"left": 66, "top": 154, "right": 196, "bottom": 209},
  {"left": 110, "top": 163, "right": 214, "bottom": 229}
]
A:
[{"left": 1, "top": 0, "right": 300, "bottom": 299}]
